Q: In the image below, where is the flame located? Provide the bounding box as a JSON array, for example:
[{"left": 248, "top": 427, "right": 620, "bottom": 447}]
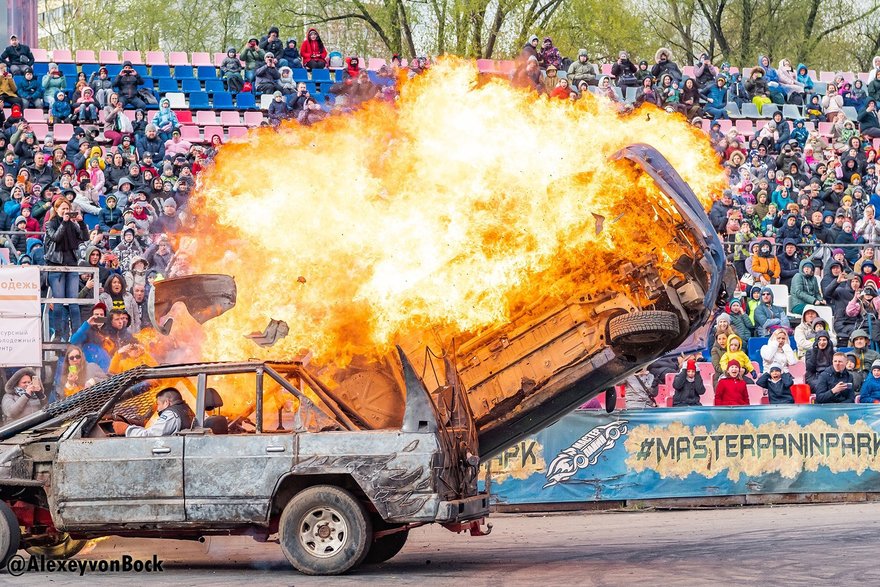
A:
[{"left": 184, "top": 59, "right": 725, "bottom": 366}]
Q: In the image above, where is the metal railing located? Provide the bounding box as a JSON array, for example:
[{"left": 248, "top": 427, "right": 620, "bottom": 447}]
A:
[{"left": 41, "top": 265, "right": 100, "bottom": 352}]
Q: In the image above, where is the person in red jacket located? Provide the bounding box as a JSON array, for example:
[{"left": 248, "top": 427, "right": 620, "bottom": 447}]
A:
[
  {"left": 714, "top": 359, "right": 750, "bottom": 406},
  {"left": 300, "top": 28, "right": 328, "bottom": 70}
]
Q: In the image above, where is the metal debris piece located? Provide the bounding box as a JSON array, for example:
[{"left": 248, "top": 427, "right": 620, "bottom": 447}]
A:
[
  {"left": 150, "top": 274, "right": 237, "bottom": 334},
  {"left": 246, "top": 319, "right": 290, "bottom": 347},
  {"left": 592, "top": 213, "right": 605, "bottom": 235}
]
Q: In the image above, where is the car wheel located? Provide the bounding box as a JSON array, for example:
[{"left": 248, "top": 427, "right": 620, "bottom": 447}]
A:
[
  {"left": 25, "top": 534, "right": 89, "bottom": 559},
  {"left": 364, "top": 526, "right": 409, "bottom": 564},
  {"left": 608, "top": 310, "right": 680, "bottom": 347},
  {"left": 0, "top": 501, "right": 21, "bottom": 570},
  {"left": 279, "top": 485, "right": 372, "bottom": 575}
]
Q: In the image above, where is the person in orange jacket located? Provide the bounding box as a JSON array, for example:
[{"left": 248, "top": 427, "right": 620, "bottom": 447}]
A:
[{"left": 747, "top": 239, "right": 780, "bottom": 284}]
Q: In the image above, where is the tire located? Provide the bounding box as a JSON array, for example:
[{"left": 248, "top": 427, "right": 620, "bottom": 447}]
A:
[
  {"left": 608, "top": 310, "right": 680, "bottom": 347},
  {"left": 25, "top": 534, "right": 89, "bottom": 559},
  {"left": 279, "top": 485, "right": 372, "bottom": 575},
  {"left": 0, "top": 501, "right": 21, "bottom": 570},
  {"left": 364, "top": 527, "right": 409, "bottom": 564}
]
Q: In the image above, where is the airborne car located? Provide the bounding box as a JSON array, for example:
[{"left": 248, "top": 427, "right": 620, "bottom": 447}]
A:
[{"left": 0, "top": 145, "right": 725, "bottom": 575}]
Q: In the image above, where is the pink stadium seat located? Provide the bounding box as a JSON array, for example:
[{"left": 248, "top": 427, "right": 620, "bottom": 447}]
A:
[
  {"left": 818, "top": 71, "right": 835, "bottom": 82},
  {"left": 168, "top": 52, "right": 189, "bottom": 67},
  {"left": 818, "top": 122, "right": 833, "bottom": 136},
  {"left": 808, "top": 69, "right": 817, "bottom": 80},
  {"left": 30, "top": 123, "right": 49, "bottom": 141},
  {"left": 76, "top": 50, "right": 97, "bottom": 64},
  {"left": 24, "top": 108, "right": 45, "bottom": 122},
  {"left": 204, "top": 125, "right": 224, "bottom": 142},
  {"left": 741, "top": 67, "right": 752, "bottom": 78},
  {"left": 196, "top": 110, "right": 218, "bottom": 126},
  {"left": 123, "top": 110, "right": 135, "bottom": 122},
  {"left": 213, "top": 52, "right": 228, "bottom": 67},
  {"left": 99, "top": 50, "right": 121, "bottom": 64},
  {"left": 368, "top": 57, "right": 386, "bottom": 71},
  {"left": 858, "top": 72, "right": 870, "bottom": 83},
  {"left": 52, "top": 50, "right": 73, "bottom": 62},
  {"left": 476, "top": 59, "right": 495, "bottom": 73},
  {"left": 754, "top": 119, "right": 768, "bottom": 131},
  {"left": 122, "top": 51, "right": 143, "bottom": 64},
  {"left": 747, "top": 384, "right": 767, "bottom": 405},
  {"left": 701, "top": 387, "right": 716, "bottom": 406},
  {"left": 243, "top": 111, "right": 264, "bottom": 126},
  {"left": 228, "top": 126, "right": 248, "bottom": 139},
  {"left": 789, "top": 361, "right": 806, "bottom": 384},
  {"left": 53, "top": 124, "right": 74, "bottom": 142},
  {"left": 840, "top": 71, "right": 855, "bottom": 82},
  {"left": 176, "top": 110, "right": 193, "bottom": 124},
  {"left": 179, "top": 125, "right": 201, "bottom": 142},
  {"left": 735, "top": 120, "right": 753, "bottom": 136},
  {"left": 874, "top": 139, "right": 880, "bottom": 151},
  {"left": 220, "top": 111, "right": 242, "bottom": 126},
  {"left": 146, "top": 51, "right": 166, "bottom": 66},
  {"left": 497, "top": 60, "right": 515, "bottom": 75},
  {"left": 601, "top": 63, "right": 613, "bottom": 75},
  {"left": 701, "top": 119, "right": 712, "bottom": 133},
  {"left": 718, "top": 119, "right": 733, "bottom": 133},
  {"left": 2, "top": 108, "right": 8, "bottom": 118},
  {"left": 191, "top": 52, "right": 212, "bottom": 66},
  {"left": 682, "top": 65, "right": 694, "bottom": 77},
  {"left": 32, "top": 48, "right": 49, "bottom": 62}
]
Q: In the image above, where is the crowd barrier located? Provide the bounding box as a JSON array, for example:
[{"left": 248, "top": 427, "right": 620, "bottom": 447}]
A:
[{"left": 485, "top": 405, "right": 880, "bottom": 505}]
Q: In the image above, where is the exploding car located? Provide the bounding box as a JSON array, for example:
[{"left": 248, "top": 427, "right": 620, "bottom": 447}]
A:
[{"left": 0, "top": 145, "right": 725, "bottom": 575}]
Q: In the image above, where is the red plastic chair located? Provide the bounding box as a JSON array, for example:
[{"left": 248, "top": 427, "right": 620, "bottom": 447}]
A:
[
  {"left": 176, "top": 110, "right": 193, "bottom": 125},
  {"left": 791, "top": 384, "right": 811, "bottom": 404}
]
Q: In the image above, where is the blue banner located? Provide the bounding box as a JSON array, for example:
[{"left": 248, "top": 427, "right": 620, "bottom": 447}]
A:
[{"left": 486, "top": 406, "right": 880, "bottom": 504}]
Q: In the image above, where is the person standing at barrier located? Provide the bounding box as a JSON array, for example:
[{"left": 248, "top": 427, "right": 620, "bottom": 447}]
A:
[
  {"left": 715, "top": 359, "right": 749, "bottom": 406},
  {"left": 756, "top": 364, "right": 795, "bottom": 404},
  {"left": 44, "top": 199, "right": 88, "bottom": 341},
  {"left": 815, "top": 352, "right": 855, "bottom": 403},
  {"left": 672, "top": 360, "right": 706, "bottom": 406}
]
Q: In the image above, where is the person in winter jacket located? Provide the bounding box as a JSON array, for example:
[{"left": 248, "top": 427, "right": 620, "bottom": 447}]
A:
[
  {"left": 151, "top": 98, "right": 179, "bottom": 142},
  {"left": 300, "top": 28, "right": 328, "bottom": 70},
  {"left": 611, "top": 51, "right": 638, "bottom": 88},
  {"left": 794, "top": 306, "right": 835, "bottom": 356},
  {"left": 760, "top": 328, "right": 799, "bottom": 373},
  {"left": 776, "top": 238, "right": 800, "bottom": 287},
  {"left": 278, "top": 66, "right": 296, "bottom": 95},
  {"left": 41, "top": 62, "right": 66, "bottom": 106},
  {"left": 849, "top": 329, "right": 880, "bottom": 372},
  {"left": 111, "top": 61, "right": 146, "bottom": 110},
  {"left": 672, "top": 360, "right": 706, "bottom": 406},
  {"left": 858, "top": 360, "right": 880, "bottom": 404},
  {"left": 254, "top": 53, "right": 282, "bottom": 94},
  {"left": 757, "top": 364, "right": 794, "bottom": 404},
  {"left": 539, "top": 37, "right": 562, "bottom": 69},
  {"left": 789, "top": 260, "right": 824, "bottom": 314},
  {"left": 715, "top": 359, "right": 749, "bottom": 406},
  {"left": 99, "top": 273, "right": 140, "bottom": 332},
  {"left": 721, "top": 334, "right": 758, "bottom": 377},
  {"left": 728, "top": 297, "right": 754, "bottom": 343},
  {"left": 623, "top": 368, "right": 657, "bottom": 409},
  {"left": 97, "top": 193, "right": 123, "bottom": 233},
  {"left": 650, "top": 47, "right": 682, "bottom": 83},
  {"left": 1, "top": 36, "right": 34, "bottom": 75},
  {"left": 49, "top": 91, "right": 71, "bottom": 123},
  {"left": 567, "top": 49, "right": 598, "bottom": 88},
  {"left": 693, "top": 53, "right": 717, "bottom": 88},
  {"left": 259, "top": 26, "right": 284, "bottom": 58},
  {"left": 2, "top": 367, "right": 47, "bottom": 422},
  {"left": 749, "top": 240, "right": 781, "bottom": 285},
  {"left": 701, "top": 77, "right": 729, "bottom": 119},
  {"left": 240, "top": 38, "right": 265, "bottom": 82},
  {"left": 220, "top": 48, "right": 244, "bottom": 93},
  {"left": 17, "top": 69, "right": 42, "bottom": 108},
  {"left": 805, "top": 330, "right": 834, "bottom": 391},
  {"left": 814, "top": 352, "right": 854, "bottom": 403},
  {"left": 279, "top": 39, "right": 302, "bottom": 69},
  {"left": 268, "top": 91, "right": 289, "bottom": 126}
]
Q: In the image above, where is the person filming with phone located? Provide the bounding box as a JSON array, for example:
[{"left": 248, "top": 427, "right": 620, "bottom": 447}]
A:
[
  {"left": 55, "top": 344, "right": 107, "bottom": 400},
  {"left": 815, "top": 352, "right": 855, "bottom": 403}
]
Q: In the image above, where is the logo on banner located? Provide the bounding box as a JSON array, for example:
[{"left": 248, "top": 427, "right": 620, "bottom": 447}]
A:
[{"left": 543, "top": 420, "right": 628, "bottom": 488}]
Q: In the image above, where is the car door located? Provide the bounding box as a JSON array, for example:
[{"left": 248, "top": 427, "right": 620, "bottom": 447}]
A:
[{"left": 52, "top": 421, "right": 185, "bottom": 527}]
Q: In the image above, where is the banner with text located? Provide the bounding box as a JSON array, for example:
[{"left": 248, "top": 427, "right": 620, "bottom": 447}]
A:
[
  {"left": 0, "top": 267, "right": 41, "bottom": 366},
  {"left": 487, "top": 406, "right": 880, "bottom": 504}
]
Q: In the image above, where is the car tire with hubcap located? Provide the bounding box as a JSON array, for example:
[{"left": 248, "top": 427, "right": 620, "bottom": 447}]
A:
[
  {"left": 279, "top": 485, "right": 372, "bottom": 575},
  {"left": 0, "top": 501, "right": 21, "bottom": 570}
]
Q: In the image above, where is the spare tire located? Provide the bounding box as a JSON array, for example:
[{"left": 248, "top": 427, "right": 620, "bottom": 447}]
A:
[{"left": 608, "top": 310, "right": 680, "bottom": 347}]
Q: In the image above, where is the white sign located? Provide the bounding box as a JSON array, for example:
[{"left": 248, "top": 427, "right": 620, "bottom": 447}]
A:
[{"left": 0, "top": 266, "right": 42, "bottom": 367}]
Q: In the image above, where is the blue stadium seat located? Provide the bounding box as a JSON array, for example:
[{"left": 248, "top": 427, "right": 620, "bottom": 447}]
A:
[
  {"left": 58, "top": 63, "right": 77, "bottom": 76},
  {"left": 181, "top": 78, "right": 202, "bottom": 93},
  {"left": 12, "top": 75, "right": 23, "bottom": 87},
  {"left": 292, "top": 68, "right": 309, "bottom": 82},
  {"left": 173, "top": 67, "right": 194, "bottom": 79},
  {"left": 367, "top": 71, "right": 380, "bottom": 84},
  {"left": 235, "top": 92, "right": 256, "bottom": 110},
  {"left": 312, "top": 93, "right": 325, "bottom": 104},
  {"left": 106, "top": 64, "right": 122, "bottom": 76},
  {"left": 305, "top": 82, "right": 317, "bottom": 94},
  {"left": 212, "top": 92, "right": 234, "bottom": 109},
  {"left": 188, "top": 91, "right": 210, "bottom": 109},
  {"left": 82, "top": 64, "right": 99, "bottom": 77},
  {"left": 747, "top": 337, "right": 769, "bottom": 366},
  {"left": 335, "top": 69, "right": 346, "bottom": 82},
  {"left": 138, "top": 76, "right": 154, "bottom": 89},
  {"left": 146, "top": 89, "right": 160, "bottom": 109},
  {"left": 151, "top": 64, "right": 171, "bottom": 78},
  {"left": 205, "top": 79, "right": 225, "bottom": 94},
  {"left": 32, "top": 62, "right": 48, "bottom": 76},
  {"left": 196, "top": 66, "right": 217, "bottom": 79},
  {"left": 157, "top": 77, "right": 177, "bottom": 93},
  {"left": 133, "top": 64, "right": 148, "bottom": 76},
  {"left": 311, "top": 69, "right": 331, "bottom": 83}
]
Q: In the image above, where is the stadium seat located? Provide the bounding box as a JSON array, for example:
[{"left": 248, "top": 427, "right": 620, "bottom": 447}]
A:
[
  {"left": 139, "top": 75, "right": 154, "bottom": 89},
  {"left": 213, "top": 52, "right": 228, "bottom": 67},
  {"left": 168, "top": 52, "right": 189, "bottom": 67},
  {"left": 812, "top": 81, "right": 828, "bottom": 95},
  {"left": 761, "top": 104, "right": 779, "bottom": 119},
  {"left": 243, "top": 111, "right": 264, "bottom": 126},
  {"left": 235, "top": 92, "right": 256, "bottom": 110},
  {"left": 30, "top": 123, "right": 49, "bottom": 141},
  {"left": 228, "top": 126, "right": 248, "bottom": 139},
  {"left": 818, "top": 71, "right": 835, "bottom": 82},
  {"left": 782, "top": 104, "right": 801, "bottom": 119},
  {"left": 173, "top": 67, "right": 194, "bottom": 79},
  {"left": 181, "top": 78, "right": 202, "bottom": 93},
  {"left": 789, "top": 361, "right": 806, "bottom": 384},
  {"left": 164, "top": 92, "right": 186, "bottom": 109},
  {"left": 624, "top": 87, "right": 638, "bottom": 103},
  {"left": 196, "top": 66, "right": 217, "bottom": 79},
  {"left": 32, "top": 62, "right": 48, "bottom": 76},
  {"left": 53, "top": 123, "right": 73, "bottom": 142},
  {"left": 335, "top": 69, "right": 346, "bottom": 82},
  {"left": 133, "top": 64, "right": 148, "bottom": 76},
  {"left": 212, "top": 92, "right": 234, "bottom": 110},
  {"left": 176, "top": 110, "right": 193, "bottom": 124},
  {"left": 305, "top": 82, "right": 317, "bottom": 94},
  {"left": 157, "top": 78, "right": 177, "bottom": 93},
  {"left": 99, "top": 50, "right": 120, "bottom": 64},
  {"left": 52, "top": 49, "right": 74, "bottom": 62},
  {"left": 292, "top": 68, "right": 309, "bottom": 82},
  {"left": 259, "top": 94, "right": 272, "bottom": 110},
  {"left": 196, "top": 110, "right": 218, "bottom": 126},
  {"left": 106, "top": 64, "right": 122, "bottom": 76},
  {"left": 24, "top": 108, "right": 45, "bottom": 122},
  {"left": 205, "top": 79, "right": 225, "bottom": 94},
  {"left": 82, "top": 64, "right": 99, "bottom": 77},
  {"left": 220, "top": 111, "right": 242, "bottom": 126},
  {"left": 748, "top": 337, "right": 769, "bottom": 365},
  {"left": 735, "top": 119, "right": 753, "bottom": 137},
  {"left": 122, "top": 51, "right": 143, "bottom": 64},
  {"left": 151, "top": 64, "right": 171, "bottom": 78},
  {"left": 59, "top": 63, "right": 77, "bottom": 76},
  {"left": 725, "top": 102, "right": 742, "bottom": 118},
  {"left": 842, "top": 106, "right": 858, "bottom": 120},
  {"left": 368, "top": 58, "right": 386, "bottom": 71},
  {"left": 76, "top": 50, "right": 98, "bottom": 64},
  {"left": 188, "top": 91, "right": 210, "bottom": 109},
  {"left": 740, "top": 102, "right": 761, "bottom": 118},
  {"left": 192, "top": 52, "right": 213, "bottom": 67},
  {"left": 719, "top": 119, "right": 733, "bottom": 133},
  {"left": 32, "top": 48, "right": 49, "bottom": 62},
  {"left": 311, "top": 69, "right": 331, "bottom": 83},
  {"left": 682, "top": 65, "right": 694, "bottom": 78},
  {"left": 746, "top": 385, "right": 768, "bottom": 405},
  {"left": 818, "top": 121, "right": 833, "bottom": 136},
  {"left": 146, "top": 51, "right": 166, "bottom": 66},
  {"left": 476, "top": 59, "right": 496, "bottom": 74},
  {"left": 179, "top": 125, "right": 201, "bottom": 142},
  {"left": 203, "top": 125, "right": 223, "bottom": 142}
]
